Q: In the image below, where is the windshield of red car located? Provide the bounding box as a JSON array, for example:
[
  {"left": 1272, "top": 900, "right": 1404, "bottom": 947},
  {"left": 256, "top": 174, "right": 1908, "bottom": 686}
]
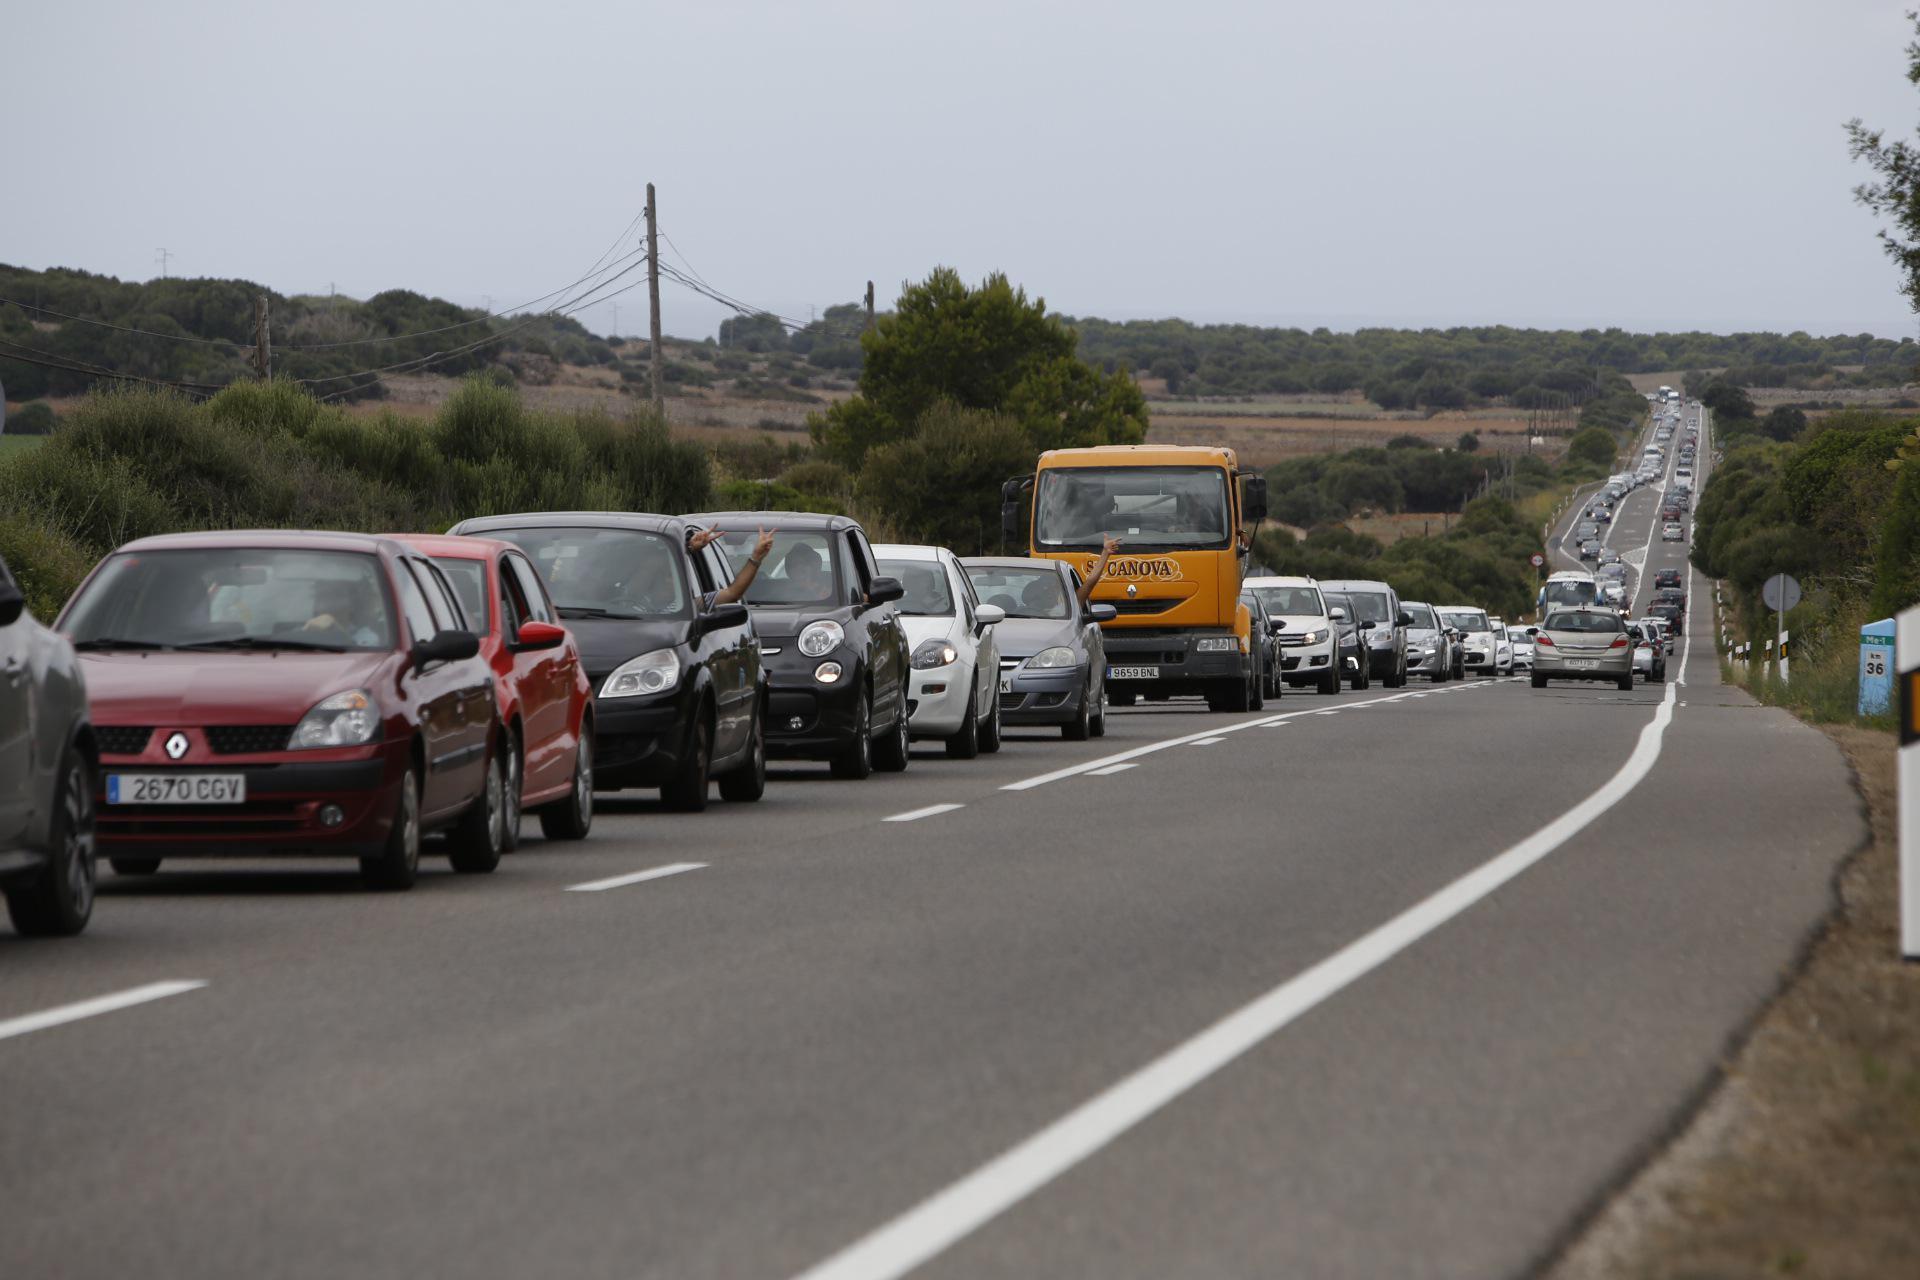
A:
[{"left": 63, "top": 548, "right": 397, "bottom": 651}]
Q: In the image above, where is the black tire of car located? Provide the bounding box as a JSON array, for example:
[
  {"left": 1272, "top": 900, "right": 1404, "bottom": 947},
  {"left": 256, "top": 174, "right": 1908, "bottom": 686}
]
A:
[
  {"left": 1319, "top": 666, "right": 1341, "bottom": 695},
  {"left": 874, "top": 696, "right": 911, "bottom": 772},
  {"left": 361, "top": 763, "right": 421, "bottom": 891},
  {"left": 1062, "top": 689, "right": 1092, "bottom": 739},
  {"left": 945, "top": 701, "right": 980, "bottom": 759},
  {"left": 1617, "top": 672, "right": 1635, "bottom": 692},
  {"left": 1089, "top": 682, "right": 1109, "bottom": 736},
  {"left": 718, "top": 704, "right": 768, "bottom": 802},
  {"left": 1531, "top": 672, "right": 1548, "bottom": 689},
  {"left": 1249, "top": 665, "right": 1265, "bottom": 711},
  {"left": 539, "top": 731, "right": 594, "bottom": 841},
  {"left": 1651, "top": 665, "right": 1665, "bottom": 683},
  {"left": 448, "top": 744, "right": 506, "bottom": 874},
  {"left": 1109, "top": 689, "right": 1137, "bottom": 707},
  {"left": 6, "top": 747, "right": 96, "bottom": 937},
  {"left": 662, "top": 713, "right": 713, "bottom": 811},
  {"left": 1349, "top": 658, "right": 1369, "bottom": 691},
  {"left": 1384, "top": 655, "right": 1405, "bottom": 689},
  {"left": 830, "top": 692, "right": 874, "bottom": 779},
  {"left": 110, "top": 858, "right": 162, "bottom": 876},
  {"left": 501, "top": 727, "right": 523, "bottom": 854},
  {"left": 979, "top": 689, "right": 1003, "bottom": 753},
  {"left": 1207, "top": 671, "right": 1252, "bottom": 713}
]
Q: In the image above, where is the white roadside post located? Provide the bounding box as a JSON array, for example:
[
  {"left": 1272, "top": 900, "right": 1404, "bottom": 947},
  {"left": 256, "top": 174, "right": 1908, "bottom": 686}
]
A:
[
  {"left": 1780, "top": 630, "right": 1790, "bottom": 685},
  {"left": 1901, "top": 605, "right": 1920, "bottom": 962}
]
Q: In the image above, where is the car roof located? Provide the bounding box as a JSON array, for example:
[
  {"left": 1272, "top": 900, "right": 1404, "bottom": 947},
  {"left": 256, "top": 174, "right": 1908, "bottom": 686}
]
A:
[
  {"left": 1242, "top": 575, "right": 1319, "bottom": 589},
  {"left": 115, "top": 529, "right": 399, "bottom": 555},
  {"left": 689, "top": 510, "right": 861, "bottom": 532},
  {"left": 960, "top": 555, "right": 1072, "bottom": 576},
  {"left": 1317, "top": 579, "right": 1392, "bottom": 593},
  {"left": 448, "top": 511, "right": 687, "bottom": 537},
  {"left": 384, "top": 533, "right": 517, "bottom": 560},
  {"left": 871, "top": 543, "right": 947, "bottom": 563},
  {"left": 1439, "top": 604, "right": 1487, "bottom": 614}
]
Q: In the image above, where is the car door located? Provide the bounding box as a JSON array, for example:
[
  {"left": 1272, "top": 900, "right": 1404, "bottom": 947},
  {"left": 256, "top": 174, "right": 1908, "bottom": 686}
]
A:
[
  {"left": 397, "top": 559, "right": 480, "bottom": 818},
  {"left": 0, "top": 560, "right": 33, "bottom": 848},
  {"left": 503, "top": 552, "right": 570, "bottom": 798},
  {"left": 952, "top": 556, "right": 994, "bottom": 720},
  {"left": 687, "top": 542, "right": 749, "bottom": 759},
  {"left": 421, "top": 559, "right": 494, "bottom": 810},
  {"left": 1068, "top": 565, "right": 1105, "bottom": 702},
  {"left": 845, "top": 530, "right": 903, "bottom": 719}
]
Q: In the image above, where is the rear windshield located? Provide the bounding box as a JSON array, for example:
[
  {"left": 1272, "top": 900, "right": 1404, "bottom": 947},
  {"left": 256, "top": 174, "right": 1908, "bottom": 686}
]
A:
[
  {"left": 1545, "top": 611, "right": 1624, "bottom": 633},
  {"left": 877, "top": 558, "right": 953, "bottom": 617},
  {"left": 964, "top": 565, "right": 1070, "bottom": 620}
]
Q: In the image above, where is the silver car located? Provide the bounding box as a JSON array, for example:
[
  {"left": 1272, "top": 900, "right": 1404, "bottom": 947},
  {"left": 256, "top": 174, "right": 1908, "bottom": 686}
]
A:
[
  {"left": 962, "top": 557, "right": 1114, "bottom": 740},
  {"left": 1528, "top": 607, "right": 1635, "bottom": 691},
  {"left": 0, "top": 554, "right": 97, "bottom": 936},
  {"left": 1400, "top": 601, "right": 1456, "bottom": 682}
]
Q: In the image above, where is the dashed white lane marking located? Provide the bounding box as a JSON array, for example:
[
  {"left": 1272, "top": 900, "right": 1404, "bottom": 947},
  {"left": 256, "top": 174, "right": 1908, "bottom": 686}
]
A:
[
  {"left": 1088, "top": 763, "right": 1139, "bottom": 775},
  {"left": 0, "top": 980, "right": 207, "bottom": 1043},
  {"left": 1188, "top": 737, "right": 1226, "bottom": 746},
  {"left": 566, "top": 862, "right": 707, "bottom": 892},
  {"left": 884, "top": 804, "right": 966, "bottom": 823},
  {"left": 791, "top": 635, "right": 1691, "bottom": 1280}
]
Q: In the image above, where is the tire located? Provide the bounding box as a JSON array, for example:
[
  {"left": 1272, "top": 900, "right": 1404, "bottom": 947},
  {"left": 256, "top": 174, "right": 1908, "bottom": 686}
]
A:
[
  {"left": 1109, "top": 689, "right": 1137, "bottom": 707},
  {"left": 538, "top": 730, "right": 594, "bottom": 841},
  {"left": 874, "top": 695, "right": 911, "bottom": 773},
  {"left": 1249, "top": 665, "right": 1266, "bottom": 711},
  {"left": 1652, "top": 666, "right": 1665, "bottom": 684},
  {"left": 662, "top": 712, "right": 713, "bottom": 811},
  {"left": 1383, "top": 655, "right": 1405, "bottom": 689},
  {"left": 501, "top": 728, "right": 523, "bottom": 854},
  {"left": 6, "top": 748, "right": 96, "bottom": 937},
  {"left": 1349, "top": 658, "right": 1370, "bottom": 691},
  {"left": 978, "top": 691, "right": 1003, "bottom": 754},
  {"left": 110, "top": 857, "right": 162, "bottom": 876},
  {"left": 944, "top": 701, "right": 980, "bottom": 759},
  {"left": 1089, "top": 683, "right": 1109, "bottom": 736},
  {"left": 1319, "top": 667, "right": 1341, "bottom": 695},
  {"left": 830, "top": 691, "right": 874, "bottom": 780},
  {"left": 718, "top": 705, "right": 767, "bottom": 801},
  {"left": 1062, "top": 691, "right": 1092, "bottom": 740},
  {"left": 1617, "top": 672, "right": 1635, "bottom": 692},
  {"left": 1207, "top": 673, "right": 1252, "bottom": 713},
  {"left": 447, "top": 745, "right": 505, "bottom": 874},
  {"left": 1531, "top": 672, "right": 1548, "bottom": 689},
  {"left": 361, "top": 764, "right": 421, "bottom": 891}
]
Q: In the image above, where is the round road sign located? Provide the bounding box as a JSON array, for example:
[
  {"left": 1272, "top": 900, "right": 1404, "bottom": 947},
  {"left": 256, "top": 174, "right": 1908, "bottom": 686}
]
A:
[
  {"left": 1761, "top": 573, "right": 1802, "bottom": 613},
  {"left": 1529, "top": 553, "right": 1545, "bottom": 568}
]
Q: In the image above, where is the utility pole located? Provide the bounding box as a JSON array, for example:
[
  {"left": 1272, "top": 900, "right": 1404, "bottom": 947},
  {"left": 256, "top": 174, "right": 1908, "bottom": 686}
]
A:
[
  {"left": 865, "top": 280, "right": 876, "bottom": 332},
  {"left": 155, "top": 247, "right": 172, "bottom": 278},
  {"left": 610, "top": 301, "right": 620, "bottom": 341},
  {"left": 252, "top": 295, "right": 271, "bottom": 380},
  {"left": 646, "top": 183, "right": 663, "bottom": 414}
]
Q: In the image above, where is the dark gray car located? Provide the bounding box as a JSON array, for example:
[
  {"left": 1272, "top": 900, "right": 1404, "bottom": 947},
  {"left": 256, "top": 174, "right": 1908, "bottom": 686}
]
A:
[
  {"left": 0, "top": 555, "right": 97, "bottom": 936},
  {"left": 961, "top": 557, "right": 1115, "bottom": 740},
  {"left": 1317, "top": 578, "right": 1410, "bottom": 688}
]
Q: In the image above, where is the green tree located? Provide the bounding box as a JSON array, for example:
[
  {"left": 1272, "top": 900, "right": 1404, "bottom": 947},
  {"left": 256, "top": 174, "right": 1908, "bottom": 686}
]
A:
[
  {"left": 1701, "top": 380, "right": 1755, "bottom": 420},
  {"left": 1567, "top": 427, "right": 1616, "bottom": 468},
  {"left": 1457, "top": 431, "right": 1480, "bottom": 452},
  {"left": 855, "top": 402, "right": 1035, "bottom": 553},
  {"left": 1848, "top": 10, "right": 1920, "bottom": 313},
  {"left": 1760, "top": 405, "right": 1807, "bottom": 441}
]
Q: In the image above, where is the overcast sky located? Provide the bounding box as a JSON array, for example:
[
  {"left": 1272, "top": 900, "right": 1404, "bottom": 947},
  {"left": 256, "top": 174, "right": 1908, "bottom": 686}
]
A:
[{"left": 11, "top": 1, "right": 1920, "bottom": 340}]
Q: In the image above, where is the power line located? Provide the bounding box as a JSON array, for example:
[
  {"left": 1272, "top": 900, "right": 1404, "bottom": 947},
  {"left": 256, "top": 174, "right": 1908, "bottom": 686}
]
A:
[
  {"left": 0, "top": 339, "right": 222, "bottom": 396},
  {"left": 0, "top": 298, "right": 252, "bottom": 349}
]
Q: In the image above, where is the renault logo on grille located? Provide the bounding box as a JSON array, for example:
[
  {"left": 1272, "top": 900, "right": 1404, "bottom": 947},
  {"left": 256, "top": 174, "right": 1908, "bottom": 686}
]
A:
[
  {"left": 1126, "top": 583, "right": 1138, "bottom": 598},
  {"left": 164, "top": 732, "right": 190, "bottom": 760}
]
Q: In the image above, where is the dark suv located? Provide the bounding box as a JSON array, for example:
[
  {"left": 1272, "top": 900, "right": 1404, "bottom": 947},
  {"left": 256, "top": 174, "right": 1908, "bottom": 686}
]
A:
[
  {"left": 0, "top": 555, "right": 96, "bottom": 935},
  {"left": 691, "top": 512, "right": 911, "bottom": 779},
  {"left": 449, "top": 513, "right": 767, "bottom": 810}
]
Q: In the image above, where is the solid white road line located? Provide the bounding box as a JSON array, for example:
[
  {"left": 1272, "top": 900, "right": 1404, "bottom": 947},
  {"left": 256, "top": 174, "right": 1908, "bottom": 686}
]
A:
[
  {"left": 1088, "top": 763, "right": 1139, "bottom": 775},
  {"left": 1188, "top": 737, "right": 1226, "bottom": 746},
  {"left": 0, "top": 980, "right": 207, "bottom": 1043},
  {"left": 565, "top": 862, "right": 707, "bottom": 893},
  {"left": 792, "top": 643, "right": 1689, "bottom": 1280},
  {"left": 885, "top": 804, "right": 965, "bottom": 824}
]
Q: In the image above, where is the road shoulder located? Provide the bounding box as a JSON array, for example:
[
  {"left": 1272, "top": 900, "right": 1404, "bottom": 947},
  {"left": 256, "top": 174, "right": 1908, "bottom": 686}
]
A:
[{"left": 1546, "top": 723, "right": 1920, "bottom": 1280}]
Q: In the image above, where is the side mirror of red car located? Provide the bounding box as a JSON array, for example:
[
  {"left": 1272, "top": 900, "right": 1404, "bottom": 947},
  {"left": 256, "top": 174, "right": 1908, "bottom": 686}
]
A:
[{"left": 513, "top": 621, "right": 567, "bottom": 652}]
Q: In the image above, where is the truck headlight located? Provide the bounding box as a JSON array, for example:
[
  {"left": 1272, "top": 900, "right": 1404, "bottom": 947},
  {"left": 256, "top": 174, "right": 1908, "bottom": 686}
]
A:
[
  {"left": 798, "top": 620, "right": 844, "bottom": 658},
  {"left": 1025, "top": 647, "right": 1076, "bottom": 669},
  {"left": 1194, "top": 637, "right": 1236, "bottom": 652},
  {"left": 291, "top": 689, "right": 380, "bottom": 749},
  {"left": 601, "top": 649, "right": 680, "bottom": 698}
]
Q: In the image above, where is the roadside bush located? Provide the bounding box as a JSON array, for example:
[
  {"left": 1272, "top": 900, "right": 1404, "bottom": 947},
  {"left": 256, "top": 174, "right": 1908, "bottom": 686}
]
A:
[{"left": 4, "top": 401, "right": 56, "bottom": 435}]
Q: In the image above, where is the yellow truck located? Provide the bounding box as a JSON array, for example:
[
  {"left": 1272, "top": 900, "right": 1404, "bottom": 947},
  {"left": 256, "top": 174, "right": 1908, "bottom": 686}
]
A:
[{"left": 1001, "top": 444, "right": 1268, "bottom": 712}]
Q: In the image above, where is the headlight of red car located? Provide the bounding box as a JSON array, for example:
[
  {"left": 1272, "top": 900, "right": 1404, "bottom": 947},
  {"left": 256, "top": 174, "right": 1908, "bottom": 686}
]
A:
[{"left": 291, "top": 689, "right": 381, "bottom": 749}]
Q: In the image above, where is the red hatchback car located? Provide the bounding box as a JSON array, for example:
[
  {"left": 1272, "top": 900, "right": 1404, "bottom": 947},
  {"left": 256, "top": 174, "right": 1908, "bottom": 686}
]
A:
[
  {"left": 391, "top": 535, "right": 594, "bottom": 845},
  {"left": 57, "top": 531, "right": 509, "bottom": 889}
]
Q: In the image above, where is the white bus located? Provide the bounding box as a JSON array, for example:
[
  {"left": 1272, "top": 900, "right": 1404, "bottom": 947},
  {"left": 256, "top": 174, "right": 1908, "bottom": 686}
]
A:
[{"left": 1536, "top": 569, "right": 1600, "bottom": 620}]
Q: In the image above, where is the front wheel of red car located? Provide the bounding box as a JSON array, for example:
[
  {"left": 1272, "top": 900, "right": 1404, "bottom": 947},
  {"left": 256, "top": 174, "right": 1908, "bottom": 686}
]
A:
[
  {"left": 6, "top": 747, "right": 96, "bottom": 937},
  {"left": 361, "top": 764, "right": 421, "bottom": 891},
  {"left": 500, "top": 729, "right": 523, "bottom": 854},
  {"left": 539, "top": 732, "right": 594, "bottom": 841},
  {"left": 448, "top": 746, "right": 506, "bottom": 874}
]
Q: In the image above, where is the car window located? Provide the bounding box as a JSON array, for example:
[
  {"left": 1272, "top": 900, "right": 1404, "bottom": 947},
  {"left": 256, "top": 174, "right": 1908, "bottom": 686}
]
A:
[
  {"left": 1545, "top": 611, "right": 1624, "bottom": 633},
  {"left": 1440, "top": 611, "right": 1489, "bottom": 632},
  {"left": 391, "top": 557, "right": 438, "bottom": 644},
  {"left": 963, "top": 565, "right": 1071, "bottom": 620},
  {"left": 497, "top": 561, "right": 526, "bottom": 641},
  {"left": 877, "top": 558, "right": 954, "bottom": 617},
  {"left": 409, "top": 561, "right": 461, "bottom": 633},
  {"left": 62, "top": 547, "right": 398, "bottom": 652},
  {"left": 1403, "top": 603, "right": 1438, "bottom": 629},
  {"left": 490, "top": 526, "right": 689, "bottom": 620},
  {"left": 1251, "top": 585, "right": 1323, "bottom": 617},
  {"left": 717, "top": 530, "right": 838, "bottom": 607},
  {"left": 504, "top": 554, "right": 554, "bottom": 624},
  {"left": 847, "top": 531, "right": 879, "bottom": 602},
  {"left": 430, "top": 557, "right": 490, "bottom": 633}
]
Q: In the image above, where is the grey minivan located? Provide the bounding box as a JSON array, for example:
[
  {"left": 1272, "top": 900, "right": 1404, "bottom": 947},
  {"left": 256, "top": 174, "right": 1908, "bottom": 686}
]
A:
[
  {"left": 0, "top": 554, "right": 97, "bottom": 936},
  {"left": 1317, "top": 579, "right": 1410, "bottom": 688}
]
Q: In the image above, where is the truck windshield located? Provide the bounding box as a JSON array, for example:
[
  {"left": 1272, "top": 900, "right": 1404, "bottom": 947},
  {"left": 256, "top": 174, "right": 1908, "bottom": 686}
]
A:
[{"left": 1034, "top": 466, "right": 1231, "bottom": 551}]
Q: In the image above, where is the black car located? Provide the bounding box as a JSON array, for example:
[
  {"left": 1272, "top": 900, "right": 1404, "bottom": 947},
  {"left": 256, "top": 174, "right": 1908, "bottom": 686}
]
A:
[
  {"left": 1239, "top": 590, "right": 1279, "bottom": 706},
  {"left": 1652, "top": 568, "right": 1682, "bottom": 590},
  {"left": 1323, "top": 592, "right": 1371, "bottom": 690},
  {"left": 448, "top": 513, "right": 767, "bottom": 810},
  {"left": 1653, "top": 587, "right": 1687, "bottom": 615},
  {"left": 691, "top": 511, "right": 911, "bottom": 779},
  {"left": 1648, "top": 602, "right": 1685, "bottom": 635}
]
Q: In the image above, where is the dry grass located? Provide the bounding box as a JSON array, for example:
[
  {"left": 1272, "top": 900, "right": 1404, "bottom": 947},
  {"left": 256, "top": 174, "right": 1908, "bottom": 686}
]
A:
[
  {"left": 1146, "top": 409, "right": 1553, "bottom": 468},
  {"left": 1549, "top": 724, "right": 1920, "bottom": 1280},
  {"left": 1344, "top": 511, "right": 1464, "bottom": 545}
]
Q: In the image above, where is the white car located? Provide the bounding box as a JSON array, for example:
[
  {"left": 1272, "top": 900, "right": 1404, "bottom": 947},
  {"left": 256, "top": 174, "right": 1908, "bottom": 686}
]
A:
[
  {"left": 873, "top": 544, "right": 1004, "bottom": 758},
  {"left": 1244, "top": 575, "right": 1342, "bottom": 694},
  {"left": 1508, "top": 627, "right": 1534, "bottom": 671},
  {"left": 1489, "top": 618, "right": 1515, "bottom": 675},
  {"left": 1440, "top": 605, "right": 1500, "bottom": 675},
  {"left": 1662, "top": 522, "right": 1684, "bottom": 541},
  {"left": 1599, "top": 578, "right": 1627, "bottom": 606}
]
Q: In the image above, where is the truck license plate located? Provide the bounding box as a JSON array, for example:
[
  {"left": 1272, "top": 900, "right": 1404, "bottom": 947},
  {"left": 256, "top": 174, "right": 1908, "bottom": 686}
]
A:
[
  {"left": 1109, "top": 665, "right": 1157, "bottom": 679},
  {"left": 108, "top": 774, "right": 246, "bottom": 805}
]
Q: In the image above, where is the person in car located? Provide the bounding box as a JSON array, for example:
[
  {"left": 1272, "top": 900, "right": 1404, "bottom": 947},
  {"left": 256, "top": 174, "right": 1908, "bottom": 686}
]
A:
[
  {"left": 1077, "top": 534, "right": 1120, "bottom": 605},
  {"left": 687, "top": 526, "right": 775, "bottom": 607},
  {"left": 301, "top": 580, "right": 384, "bottom": 647}
]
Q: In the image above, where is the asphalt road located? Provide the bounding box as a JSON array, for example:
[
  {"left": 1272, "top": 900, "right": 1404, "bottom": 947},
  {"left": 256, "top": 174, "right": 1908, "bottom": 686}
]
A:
[{"left": 0, "top": 406, "right": 1868, "bottom": 1279}]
